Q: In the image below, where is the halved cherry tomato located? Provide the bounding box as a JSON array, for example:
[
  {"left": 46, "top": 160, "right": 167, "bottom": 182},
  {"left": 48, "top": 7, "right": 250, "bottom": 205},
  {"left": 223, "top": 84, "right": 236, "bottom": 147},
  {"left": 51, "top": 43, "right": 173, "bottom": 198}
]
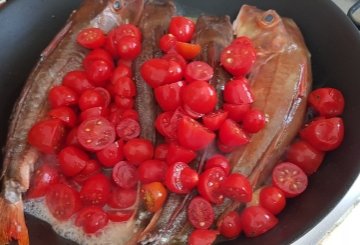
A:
[
  {"left": 48, "top": 106, "right": 77, "bottom": 128},
  {"left": 155, "top": 111, "right": 176, "bottom": 139},
  {"left": 162, "top": 49, "right": 187, "bottom": 71},
  {"left": 182, "top": 81, "right": 217, "bottom": 115},
  {"left": 66, "top": 127, "right": 80, "bottom": 147},
  {"left": 107, "top": 187, "right": 137, "bottom": 209},
  {"left": 75, "top": 206, "right": 108, "bottom": 234},
  {"left": 221, "top": 173, "right": 252, "bottom": 202},
  {"left": 141, "top": 182, "right": 168, "bottom": 212},
  {"left": 27, "top": 164, "right": 60, "bottom": 199},
  {"left": 112, "top": 76, "right": 136, "bottom": 98},
  {"left": 188, "top": 229, "right": 218, "bottom": 245},
  {"left": 165, "top": 162, "right": 198, "bottom": 194},
  {"left": 177, "top": 116, "right": 216, "bottom": 151},
  {"left": 169, "top": 16, "right": 195, "bottom": 42},
  {"left": 183, "top": 104, "right": 205, "bottom": 119},
  {"left": 104, "top": 28, "right": 119, "bottom": 58},
  {"left": 219, "top": 119, "right": 249, "bottom": 147},
  {"left": 62, "top": 70, "right": 94, "bottom": 94},
  {"left": 286, "top": 140, "right": 325, "bottom": 175},
  {"left": 73, "top": 159, "right": 101, "bottom": 184},
  {"left": 96, "top": 140, "right": 124, "bottom": 167},
  {"left": 28, "top": 119, "right": 66, "bottom": 154},
  {"left": 166, "top": 142, "right": 196, "bottom": 165},
  {"left": 184, "top": 61, "right": 214, "bottom": 82},
  {"left": 122, "top": 109, "right": 139, "bottom": 121},
  {"left": 79, "top": 173, "right": 111, "bottom": 207},
  {"left": 85, "top": 59, "right": 114, "bottom": 87},
  {"left": 94, "top": 87, "right": 111, "bottom": 107},
  {"left": 198, "top": 167, "right": 226, "bottom": 204},
  {"left": 111, "top": 64, "right": 133, "bottom": 83},
  {"left": 175, "top": 42, "right": 201, "bottom": 60},
  {"left": 308, "top": 88, "right": 344, "bottom": 117},
  {"left": 117, "top": 36, "right": 141, "bottom": 60},
  {"left": 106, "top": 210, "right": 134, "bottom": 222},
  {"left": 115, "top": 96, "right": 134, "bottom": 109},
  {"left": 123, "top": 138, "right": 154, "bottom": 165},
  {"left": 202, "top": 110, "right": 228, "bottom": 131},
  {"left": 46, "top": 183, "right": 82, "bottom": 221},
  {"left": 48, "top": 85, "right": 78, "bottom": 108},
  {"left": 217, "top": 211, "right": 242, "bottom": 239},
  {"left": 138, "top": 160, "right": 167, "bottom": 184},
  {"left": 204, "top": 154, "right": 231, "bottom": 175},
  {"left": 113, "top": 24, "right": 142, "bottom": 43},
  {"left": 154, "top": 81, "right": 184, "bottom": 112},
  {"left": 77, "top": 117, "right": 115, "bottom": 151},
  {"left": 80, "top": 106, "right": 109, "bottom": 122},
  {"left": 58, "top": 146, "right": 89, "bottom": 177},
  {"left": 159, "top": 33, "right": 177, "bottom": 53},
  {"left": 221, "top": 43, "right": 256, "bottom": 76},
  {"left": 259, "top": 186, "right": 286, "bottom": 215},
  {"left": 83, "top": 48, "right": 114, "bottom": 69},
  {"left": 272, "top": 162, "right": 308, "bottom": 198},
  {"left": 188, "top": 196, "right": 214, "bottom": 229},
  {"left": 112, "top": 161, "right": 138, "bottom": 189},
  {"left": 116, "top": 118, "right": 140, "bottom": 140},
  {"left": 77, "top": 28, "right": 106, "bottom": 49},
  {"left": 154, "top": 143, "right": 169, "bottom": 160},
  {"left": 240, "top": 206, "right": 278, "bottom": 237},
  {"left": 78, "top": 89, "right": 107, "bottom": 111},
  {"left": 217, "top": 140, "right": 236, "bottom": 153},
  {"left": 300, "top": 117, "right": 344, "bottom": 151},
  {"left": 224, "top": 78, "right": 254, "bottom": 104},
  {"left": 223, "top": 103, "right": 251, "bottom": 122},
  {"left": 232, "top": 36, "right": 254, "bottom": 47},
  {"left": 242, "top": 108, "right": 266, "bottom": 133}
]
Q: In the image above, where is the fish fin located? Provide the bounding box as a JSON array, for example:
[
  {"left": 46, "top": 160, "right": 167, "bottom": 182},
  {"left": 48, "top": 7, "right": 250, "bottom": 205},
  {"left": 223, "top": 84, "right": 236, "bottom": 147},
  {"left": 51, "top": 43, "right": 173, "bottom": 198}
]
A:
[{"left": 0, "top": 197, "right": 29, "bottom": 245}]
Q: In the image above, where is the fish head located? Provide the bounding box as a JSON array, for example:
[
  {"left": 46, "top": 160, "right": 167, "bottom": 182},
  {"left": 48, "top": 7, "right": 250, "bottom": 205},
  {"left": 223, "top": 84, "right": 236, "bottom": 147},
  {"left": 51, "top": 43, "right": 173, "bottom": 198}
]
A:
[
  {"left": 108, "top": 0, "right": 144, "bottom": 24},
  {"left": 233, "top": 5, "right": 292, "bottom": 55}
]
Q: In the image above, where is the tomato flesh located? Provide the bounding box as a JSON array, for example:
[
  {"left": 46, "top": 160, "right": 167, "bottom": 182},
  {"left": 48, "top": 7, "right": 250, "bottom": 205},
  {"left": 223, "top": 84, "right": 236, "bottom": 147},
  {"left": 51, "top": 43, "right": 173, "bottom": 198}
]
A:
[
  {"left": 96, "top": 140, "right": 124, "bottom": 167},
  {"left": 165, "top": 162, "right": 198, "bottom": 194},
  {"left": 175, "top": 42, "right": 201, "bottom": 60},
  {"left": 106, "top": 209, "right": 134, "bottom": 222},
  {"left": 73, "top": 159, "right": 101, "bottom": 184},
  {"left": 77, "top": 28, "right": 106, "bottom": 49},
  {"left": 224, "top": 78, "right": 254, "bottom": 104},
  {"left": 80, "top": 106, "right": 109, "bottom": 122},
  {"left": 107, "top": 187, "right": 137, "bottom": 209},
  {"left": 185, "top": 61, "right": 214, "bottom": 82},
  {"left": 202, "top": 110, "right": 228, "bottom": 131},
  {"left": 112, "top": 161, "right": 139, "bottom": 189},
  {"left": 141, "top": 182, "right": 168, "bottom": 213},
  {"left": 154, "top": 144, "right": 169, "bottom": 160},
  {"left": 219, "top": 119, "right": 249, "bottom": 147},
  {"left": 221, "top": 173, "right": 252, "bottom": 202},
  {"left": 188, "top": 229, "right": 218, "bottom": 245},
  {"left": 75, "top": 207, "right": 109, "bottom": 234},
  {"left": 198, "top": 167, "right": 226, "bottom": 204},
  {"left": 217, "top": 211, "right": 242, "bottom": 239},
  {"left": 79, "top": 173, "right": 111, "bottom": 207},
  {"left": 123, "top": 138, "right": 154, "bottom": 165},
  {"left": 308, "top": 88, "right": 345, "bottom": 117},
  {"left": 58, "top": 146, "right": 89, "bottom": 177},
  {"left": 166, "top": 142, "right": 196, "bottom": 165},
  {"left": 259, "top": 186, "right": 286, "bottom": 215},
  {"left": 188, "top": 196, "right": 214, "bottom": 229},
  {"left": 204, "top": 154, "right": 231, "bottom": 175},
  {"left": 116, "top": 118, "right": 141, "bottom": 140},
  {"left": 240, "top": 206, "right": 278, "bottom": 237},
  {"left": 27, "top": 164, "right": 60, "bottom": 199},
  {"left": 138, "top": 160, "right": 167, "bottom": 184}
]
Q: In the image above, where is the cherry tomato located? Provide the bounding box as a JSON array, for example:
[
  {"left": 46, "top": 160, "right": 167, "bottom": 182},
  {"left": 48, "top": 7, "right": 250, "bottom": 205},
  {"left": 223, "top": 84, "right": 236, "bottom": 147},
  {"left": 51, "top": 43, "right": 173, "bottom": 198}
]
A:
[
  {"left": 66, "top": 127, "right": 80, "bottom": 147},
  {"left": 96, "top": 140, "right": 124, "bottom": 167},
  {"left": 112, "top": 76, "right": 136, "bottom": 98},
  {"left": 240, "top": 206, "right": 278, "bottom": 237},
  {"left": 178, "top": 116, "right": 216, "bottom": 151},
  {"left": 62, "top": 70, "right": 94, "bottom": 94},
  {"left": 169, "top": 16, "right": 195, "bottom": 42},
  {"left": 107, "top": 187, "right": 137, "bottom": 209},
  {"left": 198, "top": 167, "right": 226, "bottom": 204},
  {"left": 78, "top": 89, "right": 106, "bottom": 111},
  {"left": 106, "top": 210, "right": 134, "bottom": 222},
  {"left": 224, "top": 78, "right": 254, "bottom": 104},
  {"left": 77, "top": 28, "right": 106, "bottom": 49},
  {"left": 308, "top": 88, "right": 344, "bottom": 117},
  {"left": 117, "top": 36, "right": 141, "bottom": 60},
  {"left": 73, "top": 159, "right": 101, "bottom": 184},
  {"left": 221, "top": 173, "right": 252, "bottom": 202},
  {"left": 141, "top": 59, "right": 183, "bottom": 88},
  {"left": 77, "top": 117, "right": 115, "bottom": 151},
  {"left": 175, "top": 42, "right": 201, "bottom": 60},
  {"left": 184, "top": 61, "right": 214, "bottom": 83},
  {"left": 46, "top": 183, "right": 82, "bottom": 221},
  {"left": 48, "top": 106, "right": 77, "bottom": 128},
  {"left": 123, "top": 138, "right": 154, "bottom": 165},
  {"left": 300, "top": 117, "right": 344, "bottom": 151},
  {"left": 232, "top": 36, "right": 254, "bottom": 47},
  {"left": 112, "top": 161, "right": 138, "bottom": 189},
  {"left": 58, "top": 146, "right": 89, "bottom": 176},
  {"left": 83, "top": 48, "right": 114, "bottom": 69},
  {"left": 217, "top": 140, "right": 236, "bottom": 153},
  {"left": 259, "top": 186, "right": 286, "bottom": 215},
  {"left": 182, "top": 81, "right": 217, "bottom": 115},
  {"left": 94, "top": 87, "right": 111, "bottom": 106},
  {"left": 204, "top": 154, "right": 231, "bottom": 175},
  {"left": 115, "top": 96, "right": 134, "bottom": 109},
  {"left": 85, "top": 59, "right": 114, "bottom": 87},
  {"left": 188, "top": 196, "right": 214, "bottom": 229},
  {"left": 155, "top": 111, "right": 177, "bottom": 139},
  {"left": 122, "top": 109, "right": 139, "bottom": 121},
  {"left": 28, "top": 119, "right": 66, "bottom": 154},
  {"left": 141, "top": 182, "right": 168, "bottom": 213},
  {"left": 159, "top": 33, "right": 177, "bottom": 53},
  {"left": 116, "top": 118, "right": 140, "bottom": 140},
  {"left": 188, "top": 229, "right": 218, "bottom": 245},
  {"left": 27, "top": 164, "right": 60, "bottom": 199},
  {"left": 166, "top": 142, "right": 196, "bottom": 165},
  {"left": 138, "top": 160, "right": 167, "bottom": 184},
  {"left": 243, "top": 109, "right": 266, "bottom": 133},
  {"left": 223, "top": 103, "right": 251, "bottom": 122},
  {"left": 165, "top": 162, "right": 198, "bottom": 194},
  {"left": 154, "top": 143, "right": 169, "bottom": 160},
  {"left": 75, "top": 206, "right": 108, "bottom": 234},
  {"left": 79, "top": 173, "right": 111, "bottom": 207},
  {"left": 217, "top": 211, "right": 242, "bottom": 239},
  {"left": 162, "top": 49, "right": 187, "bottom": 71},
  {"left": 154, "top": 81, "right": 184, "bottom": 111},
  {"left": 80, "top": 106, "right": 109, "bottom": 122},
  {"left": 286, "top": 140, "right": 325, "bottom": 175},
  {"left": 272, "top": 162, "right": 308, "bottom": 198},
  {"left": 219, "top": 119, "right": 249, "bottom": 147},
  {"left": 221, "top": 43, "right": 256, "bottom": 76},
  {"left": 183, "top": 104, "right": 205, "bottom": 119},
  {"left": 114, "top": 24, "right": 142, "bottom": 43},
  {"left": 111, "top": 64, "right": 133, "bottom": 83},
  {"left": 48, "top": 85, "right": 78, "bottom": 108},
  {"left": 104, "top": 29, "right": 119, "bottom": 58},
  {"left": 202, "top": 110, "right": 228, "bottom": 131}
]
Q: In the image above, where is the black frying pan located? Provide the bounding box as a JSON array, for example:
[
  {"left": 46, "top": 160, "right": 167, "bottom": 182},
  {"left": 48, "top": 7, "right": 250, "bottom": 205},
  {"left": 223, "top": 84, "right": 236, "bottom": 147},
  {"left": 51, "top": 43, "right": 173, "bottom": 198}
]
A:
[{"left": 1, "top": 0, "right": 360, "bottom": 244}]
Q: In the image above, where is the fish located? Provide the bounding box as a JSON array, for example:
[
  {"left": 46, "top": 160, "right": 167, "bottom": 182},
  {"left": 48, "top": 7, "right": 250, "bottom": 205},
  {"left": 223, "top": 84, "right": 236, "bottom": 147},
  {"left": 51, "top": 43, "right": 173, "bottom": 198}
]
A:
[
  {"left": 138, "top": 15, "right": 234, "bottom": 245},
  {"left": 0, "top": 0, "right": 144, "bottom": 244}
]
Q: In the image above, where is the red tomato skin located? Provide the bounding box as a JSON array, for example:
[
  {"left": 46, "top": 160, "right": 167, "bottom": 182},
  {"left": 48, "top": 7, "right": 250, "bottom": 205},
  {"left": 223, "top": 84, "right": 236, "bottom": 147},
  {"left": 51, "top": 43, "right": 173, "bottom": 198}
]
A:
[
  {"left": 106, "top": 210, "right": 133, "bottom": 222},
  {"left": 259, "top": 186, "right": 286, "bottom": 215},
  {"left": 28, "top": 119, "right": 66, "bottom": 154},
  {"left": 85, "top": 59, "right": 114, "bottom": 87},
  {"left": 175, "top": 42, "right": 201, "bottom": 60},
  {"left": 141, "top": 182, "right": 168, "bottom": 213},
  {"left": 198, "top": 167, "right": 226, "bottom": 204},
  {"left": 219, "top": 119, "right": 249, "bottom": 147},
  {"left": 114, "top": 96, "right": 134, "bottom": 110},
  {"left": 116, "top": 118, "right": 141, "bottom": 140},
  {"left": 217, "top": 140, "right": 236, "bottom": 154},
  {"left": 62, "top": 70, "right": 94, "bottom": 94},
  {"left": 83, "top": 49, "right": 114, "bottom": 68},
  {"left": 221, "top": 173, "right": 252, "bottom": 202},
  {"left": 154, "top": 81, "right": 184, "bottom": 111},
  {"left": 169, "top": 16, "right": 195, "bottom": 42},
  {"left": 107, "top": 187, "right": 137, "bottom": 209},
  {"left": 48, "top": 106, "right": 77, "bottom": 128},
  {"left": 188, "top": 196, "right": 215, "bottom": 229},
  {"left": 78, "top": 89, "right": 106, "bottom": 111},
  {"left": 58, "top": 146, "right": 89, "bottom": 177},
  {"left": 27, "top": 164, "right": 60, "bottom": 199},
  {"left": 300, "top": 117, "right": 344, "bottom": 151},
  {"left": 184, "top": 61, "right": 214, "bottom": 83},
  {"left": 159, "top": 33, "right": 177, "bottom": 53},
  {"left": 165, "top": 162, "right": 198, "bottom": 194},
  {"left": 178, "top": 116, "right": 216, "bottom": 151},
  {"left": 155, "top": 111, "right": 176, "bottom": 139},
  {"left": 123, "top": 138, "right": 154, "bottom": 165},
  {"left": 48, "top": 85, "right": 78, "bottom": 108},
  {"left": 223, "top": 103, "right": 251, "bottom": 122},
  {"left": 217, "top": 211, "right": 242, "bottom": 239},
  {"left": 80, "top": 106, "right": 109, "bottom": 122},
  {"left": 117, "top": 36, "right": 141, "bottom": 60},
  {"left": 114, "top": 24, "right": 142, "bottom": 42},
  {"left": 79, "top": 173, "right": 111, "bottom": 207},
  {"left": 240, "top": 206, "right": 278, "bottom": 237},
  {"left": 202, "top": 110, "right": 228, "bottom": 131},
  {"left": 286, "top": 140, "right": 325, "bottom": 175},
  {"left": 224, "top": 78, "right": 254, "bottom": 104},
  {"left": 138, "top": 160, "right": 167, "bottom": 184},
  {"left": 112, "top": 76, "right": 136, "bottom": 98},
  {"left": 154, "top": 143, "right": 169, "bottom": 160},
  {"left": 96, "top": 140, "right": 124, "bottom": 168},
  {"left": 111, "top": 64, "right": 132, "bottom": 83},
  {"left": 122, "top": 109, "right": 139, "bottom": 121},
  {"left": 112, "top": 161, "right": 139, "bottom": 189},
  {"left": 104, "top": 29, "right": 119, "bottom": 58},
  {"left": 166, "top": 142, "right": 196, "bottom": 165},
  {"left": 75, "top": 207, "right": 109, "bottom": 234},
  {"left": 77, "top": 28, "right": 106, "bottom": 49},
  {"left": 308, "top": 88, "right": 345, "bottom": 117},
  {"left": 188, "top": 229, "right": 218, "bottom": 245},
  {"left": 204, "top": 154, "right": 231, "bottom": 175},
  {"left": 73, "top": 159, "right": 101, "bottom": 184},
  {"left": 182, "top": 81, "right": 217, "bottom": 115},
  {"left": 242, "top": 109, "right": 266, "bottom": 134},
  {"left": 162, "top": 49, "right": 187, "bottom": 71},
  {"left": 232, "top": 36, "right": 254, "bottom": 47},
  {"left": 66, "top": 127, "right": 80, "bottom": 147}
]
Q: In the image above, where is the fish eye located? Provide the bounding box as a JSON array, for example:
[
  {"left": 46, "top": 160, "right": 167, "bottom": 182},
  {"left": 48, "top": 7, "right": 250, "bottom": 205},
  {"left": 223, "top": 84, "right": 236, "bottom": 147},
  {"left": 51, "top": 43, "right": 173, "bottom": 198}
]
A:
[
  {"left": 263, "top": 13, "right": 274, "bottom": 24},
  {"left": 113, "top": 0, "right": 122, "bottom": 10}
]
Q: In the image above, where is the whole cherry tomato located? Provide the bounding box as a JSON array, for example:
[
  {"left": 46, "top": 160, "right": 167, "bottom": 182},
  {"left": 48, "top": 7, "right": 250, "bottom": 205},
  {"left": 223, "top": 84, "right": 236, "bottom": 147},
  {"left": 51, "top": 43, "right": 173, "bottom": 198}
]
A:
[
  {"left": 48, "top": 106, "right": 77, "bottom": 128},
  {"left": 159, "top": 33, "right": 177, "bottom": 53},
  {"left": 202, "top": 110, "right": 228, "bottom": 131},
  {"left": 204, "top": 154, "right": 231, "bottom": 175},
  {"left": 224, "top": 78, "right": 254, "bottom": 104},
  {"left": 182, "top": 81, "right": 217, "bottom": 115},
  {"left": 138, "top": 160, "right": 167, "bottom": 184},
  {"left": 221, "top": 173, "right": 252, "bottom": 202},
  {"left": 166, "top": 142, "right": 196, "bottom": 165},
  {"left": 111, "top": 76, "right": 137, "bottom": 98},
  {"left": 154, "top": 81, "right": 184, "bottom": 112},
  {"left": 112, "top": 161, "right": 138, "bottom": 189},
  {"left": 96, "top": 140, "right": 124, "bottom": 168},
  {"left": 78, "top": 89, "right": 107, "bottom": 111},
  {"left": 58, "top": 146, "right": 89, "bottom": 177},
  {"left": 188, "top": 229, "right": 218, "bottom": 245},
  {"left": 62, "top": 70, "right": 94, "bottom": 94},
  {"left": 217, "top": 211, "right": 242, "bottom": 239},
  {"left": 168, "top": 16, "right": 195, "bottom": 42},
  {"left": 77, "top": 28, "right": 106, "bottom": 49},
  {"left": 141, "top": 182, "right": 168, "bottom": 213},
  {"left": 219, "top": 119, "right": 249, "bottom": 147},
  {"left": 259, "top": 186, "right": 286, "bottom": 215},
  {"left": 85, "top": 59, "right": 114, "bottom": 87},
  {"left": 184, "top": 61, "right": 214, "bottom": 82},
  {"left": 117, "top": 36, "right": 141, "bottom": 60},
  {"left": 240, "top": 206, "right": 278, "bottom": 237},
  {"left": 48, "top": 85, "right": 78, "bottom": 108},
  {"left": 221, "top": 42, "right": 256, "bottom": 76},
  {"left": 198, "top": 167, "right": 226, "bottom": 204},
  {"left": 242, "top": 108, "right": 266, "bottom": 133},
  {"left": 79, "top": 173, "right": 111, "bottom": 207},
  {"left": 111, "top": 64, "right": 133, "bottom": 83},
  {"left": 308, "top": 88, "right": 344, "bottom": 117},
  {"left": 75, "top": 206, "right": 108, "bottom": 234},
  {"left": 27, "top": 164, "right": 60, "bottom": 199},
  {"left": 165, "top": 162, "right": 198, "bottom": 194},
  {"left": 123, "top": 138, "right": 154, "bottom": 165},
  {"left": 188, "top": 196, "right": 214, "bottom": 229}
]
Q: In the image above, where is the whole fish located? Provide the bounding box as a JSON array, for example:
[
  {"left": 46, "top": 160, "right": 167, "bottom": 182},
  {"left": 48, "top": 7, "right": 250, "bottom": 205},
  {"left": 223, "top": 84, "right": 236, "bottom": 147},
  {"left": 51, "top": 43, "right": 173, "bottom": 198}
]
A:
[{"left": 0, "top": 0, "right": 144, "bottom": 244}]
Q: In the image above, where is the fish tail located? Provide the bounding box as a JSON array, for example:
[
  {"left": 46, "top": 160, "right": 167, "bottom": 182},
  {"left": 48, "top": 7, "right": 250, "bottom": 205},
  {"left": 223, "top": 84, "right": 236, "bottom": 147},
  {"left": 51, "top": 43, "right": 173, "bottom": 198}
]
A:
[{"left": 0, "top": 197, "right": 29, "bottom": 245}]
